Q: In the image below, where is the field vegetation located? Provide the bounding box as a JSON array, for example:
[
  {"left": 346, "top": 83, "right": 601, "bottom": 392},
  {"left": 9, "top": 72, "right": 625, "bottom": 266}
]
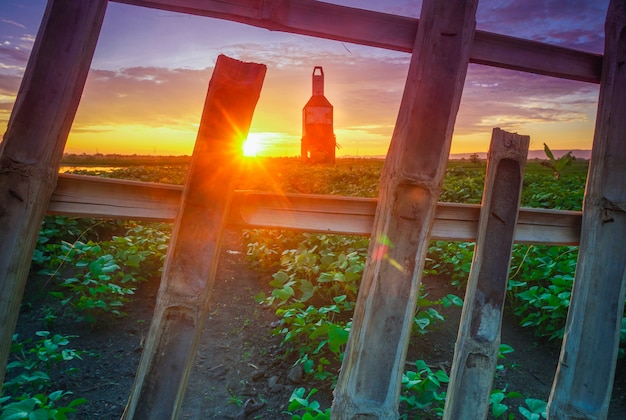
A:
[{"left": 3, "top": 154, "right": 616, "bottom": 419}]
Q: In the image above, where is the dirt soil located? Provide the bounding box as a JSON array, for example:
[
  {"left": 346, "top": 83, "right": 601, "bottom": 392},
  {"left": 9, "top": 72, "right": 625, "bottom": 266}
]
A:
[{"left": 11, "top": 227, "right": 626, "bottom": 419}]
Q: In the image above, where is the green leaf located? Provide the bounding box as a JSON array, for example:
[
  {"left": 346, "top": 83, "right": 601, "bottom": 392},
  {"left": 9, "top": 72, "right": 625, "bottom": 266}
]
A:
[
  {"left": 327, "top": 325, "right": 349, "bottom": 353},
  {"left": 272, "top": 285, "right": 294, "bottom": 301},
  {"left": 543, "top": 143, "right": 555, "bottom": 161},
  {"left": 48, "top": 390, "right": 66, "bottom": 401},
  {"left": 27, "top": 408, "right": 49, "bottom": 420},
  {"left": 492, "top": 402, "right": 509, "bottom": 418},
  {"left": 317, "top": 272, "right": 334, "bottom": 283},
  {"left": 298, "top": 279, "right": 316, "bottom": 302},
  {"left": 445, "top": 294, "right": 463, "bottom": 307},
  {"left": 0, "top": 398, "right": 37, "bottom": 420},
  {"left": 519, "top": 407, "right": 541, "bottom": 420},
  {"left": 269, "top": 271, "right": 289, "bottom": 287},
  {"left": 67, "top": 398, "right": 88, "bottom": 408},
  {"left": 525, "top": 398, "right": 547, "bottom": 414}
]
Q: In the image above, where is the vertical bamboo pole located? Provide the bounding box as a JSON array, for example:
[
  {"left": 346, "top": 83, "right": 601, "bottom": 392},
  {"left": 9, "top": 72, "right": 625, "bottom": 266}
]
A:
[
  {"left": 331, "top": 0, "right": 478, "bottom": 417},
  {"left": 443, "top": 128, "right": 529, "bottom": 419},
  {"left": 548, "top": 1, "right": 626, "bottom": 418},
  {"left": 0, "top": 0, "right": 107, "bottom": 387},
  {"left": 122, "top": 55, "right": 266, "bottom": 420}
]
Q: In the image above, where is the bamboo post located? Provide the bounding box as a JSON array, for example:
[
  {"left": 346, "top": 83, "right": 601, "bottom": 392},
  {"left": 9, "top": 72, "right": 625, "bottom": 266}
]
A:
[
  {"left": 0, "top": 0, "right": 107, "bottom": 386},
  {"left": 122, "top": 55, "right": 266, "bottom": 420},
  {"left": 331, "top": 0, "right": 478, "bottom": 417},
  {"left": 547, "top": 1, "right": 626, "bottom": 418},
  {"left": 443, "top": 128, "right": 529, "bottom": 419}
]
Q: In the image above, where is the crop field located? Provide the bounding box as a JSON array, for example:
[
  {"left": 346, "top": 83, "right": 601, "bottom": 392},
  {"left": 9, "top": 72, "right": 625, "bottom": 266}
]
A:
[{"left": 5, "top": 155, "right": 623, "bottom": 419}]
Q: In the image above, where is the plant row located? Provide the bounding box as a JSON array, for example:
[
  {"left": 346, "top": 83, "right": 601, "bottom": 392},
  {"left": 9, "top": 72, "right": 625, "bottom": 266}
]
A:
[
  {"left": 2, "top": 155, "right": 598, "bottom": 418},
  {"left": 247, "top": 230, "right": 552, "bottom": 419},
  {"left": 1, "top": 216, "right": 171, "bottom": 419}
]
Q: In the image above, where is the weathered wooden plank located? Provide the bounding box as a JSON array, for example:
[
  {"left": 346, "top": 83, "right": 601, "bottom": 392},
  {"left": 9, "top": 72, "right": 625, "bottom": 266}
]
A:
[
  {"left": 548, "top": 1, "right": 626, "bottom": 418},
  {"left": 444, "top": 129, "right": 529, "bottom": 419},
  {"left": 48, "top": 173, "right": 582, "bottom": 245},
  {"left": 0, "top": 0, "right": 107, "bottom": 387},
  {"left": 50, "top": 174, "right": 182, "bottom": 220},
  {"left": 331, "top": 0, "right": 478, "bottom": 417},
  {"left": 113, "top": 0, "right": 602, "bottom": 83},
  {"left": 121, "top": 55, "right": 266, "bottom": 419}
]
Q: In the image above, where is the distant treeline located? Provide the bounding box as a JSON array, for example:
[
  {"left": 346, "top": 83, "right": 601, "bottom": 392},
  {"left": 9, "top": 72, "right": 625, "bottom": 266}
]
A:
[{"left": 61, "top": 153, "right": 192, "bottom": 166}]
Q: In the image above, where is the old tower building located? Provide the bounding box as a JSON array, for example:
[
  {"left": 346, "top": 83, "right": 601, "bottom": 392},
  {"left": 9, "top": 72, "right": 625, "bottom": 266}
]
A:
[{"left": 301, "top": 66, "right": 336, "bottom": 163}]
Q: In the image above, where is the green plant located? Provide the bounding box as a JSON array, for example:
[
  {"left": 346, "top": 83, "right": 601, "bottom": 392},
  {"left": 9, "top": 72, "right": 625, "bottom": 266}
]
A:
[
  {"left": 226, "top": 387, "right": 244, "bottom": 408},
  {"left": 413, "top": 291, "right": 463, "bottom": 335},
  {"left": 285, "top": 388, "right": 330, "bottom": 420},
  {"left": 489, "top": 388, "right": 523, "bottom": 419},
  {"left": 1, "top": 332, "right": 87, "bottom": 419},
  {"left": 519, "top": 398, "right": 547, "bottom": 419},
  {"left": 399, "top": 360, "right": 449, "bottom": 418},
  {"left": 439, "top": 166, "right": 485, "bottom": 204},
  {"left": 252, "top": 230, "right": 464, "bottom": 387},
  {"left": 0, "top": 390, "right": 87, "bottom": 420},
  {"left": 48, "top": 241, "right": 135, "bottom": 322},
  {"left": 273, "top": 302, "right": 350, "bottom": 381},
  {"left": 37, "top": 221, "right": 170, "bottom": 323},
  {"left": 507, "top": 245, "right": 578, "bottom": 340},
  {"left": 424, "top": 241, "right": 474, "bottom": 288},
  {"left": 252, "top": 233, "right": 366, "bottom": 380},
  {"left": 3, "top": 332, "right": 82, "bottom": 395},
  {"left": 244, "top": 230, "right": 309, "bottom": 272},
  {"left": 542, "top": 143, "right": 574, "bottom": 180}
]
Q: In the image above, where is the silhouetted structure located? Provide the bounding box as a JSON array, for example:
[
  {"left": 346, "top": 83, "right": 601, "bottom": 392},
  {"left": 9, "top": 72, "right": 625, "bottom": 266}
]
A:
[{"left": 301, "top": 66, "right": 335, "bottom": 163}]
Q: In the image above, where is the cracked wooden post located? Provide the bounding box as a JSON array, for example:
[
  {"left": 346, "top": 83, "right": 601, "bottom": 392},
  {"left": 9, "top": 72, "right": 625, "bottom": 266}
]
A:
[
  {"left": 443, "top": 128, "right": 529, "bottom": 419},
  {"left": 122, "top": 55, "right": 265, "bottom": 420},
  {"left": 0, "top": 0, "right": 107, "bottom": 387},
  {"left": 331, "top": 0, "right": 478, "bottom": 417},
  {"left": 547, "top": 1, "right": 626, "bottom": 418}
]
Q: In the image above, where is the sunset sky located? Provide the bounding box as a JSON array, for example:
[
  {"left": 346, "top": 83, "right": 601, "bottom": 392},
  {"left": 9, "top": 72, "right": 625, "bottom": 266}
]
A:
[{"left": 0, "top": 0, "right": 608, "bottom": 157}]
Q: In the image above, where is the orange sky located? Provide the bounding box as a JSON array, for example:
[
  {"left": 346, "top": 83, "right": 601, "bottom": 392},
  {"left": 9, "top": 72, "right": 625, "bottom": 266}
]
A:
[
  {"left": 65, "top": 62, "right": 600, "bottom": 157},
  {"left": 1, "top": 1, "right": 606, "bottom": 157}
]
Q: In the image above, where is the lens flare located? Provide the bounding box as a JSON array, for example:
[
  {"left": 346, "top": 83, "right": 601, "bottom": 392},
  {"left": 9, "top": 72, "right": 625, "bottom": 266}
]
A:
[{"left": 243, "top": 133, "right": 263, "bottom": 156}]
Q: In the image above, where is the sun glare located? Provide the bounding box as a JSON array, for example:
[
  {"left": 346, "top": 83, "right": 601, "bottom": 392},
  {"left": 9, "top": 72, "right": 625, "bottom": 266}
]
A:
[{"left": 243, "top": 133, "right": 263, "bottom": 156}]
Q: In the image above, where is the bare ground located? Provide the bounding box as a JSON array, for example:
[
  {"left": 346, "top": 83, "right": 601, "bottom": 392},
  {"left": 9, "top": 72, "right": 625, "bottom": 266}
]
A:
[{"left": 10, "top": 227, "right": 626, "bottom": 419}]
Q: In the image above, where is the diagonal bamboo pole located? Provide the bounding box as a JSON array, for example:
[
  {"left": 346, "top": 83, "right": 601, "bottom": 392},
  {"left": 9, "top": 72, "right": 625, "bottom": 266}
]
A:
[
  {"left": 0, "top": 0, "right": 107, "bottom": 387},
  {"left": 331, "top": 0, "right": 478, "bottom": 417},
  {"left": 122, "top": 54, "right": 265, "bottom": 420},
  {"left": 443, "top": 128, "right": 529, "bottom": 419},
  {"left": 548, "top": 0, "right": 626, "bottom": 418}
]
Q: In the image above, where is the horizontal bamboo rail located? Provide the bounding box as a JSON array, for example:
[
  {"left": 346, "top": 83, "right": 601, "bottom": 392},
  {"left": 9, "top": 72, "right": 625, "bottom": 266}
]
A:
[
  {"left": 114, "top": 0, "right": 602, "bottom": 83},
  {"left": 48, "top": 173, "right": 581, "bottom": 245}
]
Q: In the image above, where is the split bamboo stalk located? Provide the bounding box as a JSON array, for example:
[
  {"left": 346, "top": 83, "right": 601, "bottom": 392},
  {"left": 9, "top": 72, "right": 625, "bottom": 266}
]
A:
[
  {"left": 548, "top": 0, "right": 626, "bottom": 418},
  {"left": 121, "top": 55, "right": 265, "bottom": 419},
  {"left": 331, "top": 0, "right": 478, "bottom": 417},
  {"left": 443, "top": 128, "right": 529, "bottom": 419},
  {"left": 0, "top": 0, "right": 107, "bottom": 386},
  {"left": 47, "top": 174, "right": 583, "bottom": 245}
]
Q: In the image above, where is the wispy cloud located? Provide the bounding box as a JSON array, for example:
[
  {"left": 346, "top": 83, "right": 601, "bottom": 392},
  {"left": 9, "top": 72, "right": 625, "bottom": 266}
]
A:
[
  {"left": 477, "top": 0, "right": 606, "bottom": 52},
  {"left": 0, "top": 43, "right": 30, "bottom": 65},
  {"left": 0, "top": 0, "right": 604, "bottom": 155},
  {"left": 0, "top": 18, "right": 26, "bottom": 29},
  {"left": 64, "top": 39, "right": 599, "bottom": 151},
  {"left": 457, "top": 65, "right": 599, "bottom": 135},
  {"left": 72, "top": 66, "right": 213, "bottom": 130},
  {"left": 0, "top": 73, "right": 20, "bottom": 95}
]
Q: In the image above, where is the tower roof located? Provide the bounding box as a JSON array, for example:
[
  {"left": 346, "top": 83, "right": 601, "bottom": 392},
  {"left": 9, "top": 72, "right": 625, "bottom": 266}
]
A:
[{"left": 304, "top": 95, "right": 333, "bottom": 108}]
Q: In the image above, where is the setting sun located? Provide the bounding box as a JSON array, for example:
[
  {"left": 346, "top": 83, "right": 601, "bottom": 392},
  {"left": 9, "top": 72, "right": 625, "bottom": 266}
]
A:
[{"left": 242, "top": 133, "right": 264, "bottom": 156}]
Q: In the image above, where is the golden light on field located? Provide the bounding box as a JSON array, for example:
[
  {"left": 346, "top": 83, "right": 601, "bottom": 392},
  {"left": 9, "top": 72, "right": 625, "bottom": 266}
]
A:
[{"left": 66, "top": 124, "right": 196, "bottom": 155}]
